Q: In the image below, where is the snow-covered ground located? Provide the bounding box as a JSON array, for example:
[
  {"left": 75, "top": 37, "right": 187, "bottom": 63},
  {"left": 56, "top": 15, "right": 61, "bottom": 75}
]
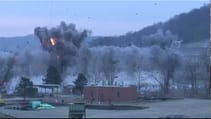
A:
[{"left": 114, "top": 71, "right": 160, "bottom": 86}]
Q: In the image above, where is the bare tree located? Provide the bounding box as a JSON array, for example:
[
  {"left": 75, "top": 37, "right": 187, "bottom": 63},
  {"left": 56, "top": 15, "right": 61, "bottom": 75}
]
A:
[
  {"left": 199, "top": 52, "right": 209, "bottom": 97},
  {"left": 126, "top": 49, "right": 143, "bottom": 92},
  {"left": 100, "top": 48, "right": 118, "bottom": 86},
  {"left": 89, "top": 54, "right": 101, "bottom": 85},
  {"left": 77, "top": 46, "right": 92, "bottom": 79},
  {"left": 184, "top": 54, "right": 209, "bottom": 97},
  {"left": 185, "top": 58, "right": 199, "bottom": 95},
  {"left": 150, "top": 45, "right": 181, "bottom": 96},
  {"left": 0, "top": 56, "right": 16, "bottom": 94},
  {"left": 23, "top": 50, "right": 32, "bottom": 76}
]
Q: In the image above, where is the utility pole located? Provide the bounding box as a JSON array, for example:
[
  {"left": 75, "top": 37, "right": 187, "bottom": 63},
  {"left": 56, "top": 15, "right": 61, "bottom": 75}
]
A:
[
  {"left": 23, "top": 82, "right": 26, "bottom": 102},
  {"left": 209, "top": 2, "right": 211, "bottom": 99}
]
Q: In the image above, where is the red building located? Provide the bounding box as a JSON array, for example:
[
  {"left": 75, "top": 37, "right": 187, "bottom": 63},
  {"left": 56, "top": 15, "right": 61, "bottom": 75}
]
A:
[{"left": 84, "top": 86, "right": 137, "bottom": 104}]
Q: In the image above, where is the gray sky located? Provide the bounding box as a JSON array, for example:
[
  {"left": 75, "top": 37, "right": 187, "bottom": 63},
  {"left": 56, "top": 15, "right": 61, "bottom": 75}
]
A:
[{"left": 0, "top": 0, "right": 209, "bottom": 37}]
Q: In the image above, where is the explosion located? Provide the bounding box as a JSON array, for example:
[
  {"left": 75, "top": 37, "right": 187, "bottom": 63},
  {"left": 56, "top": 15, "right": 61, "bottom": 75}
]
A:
[
  {"left": 50, "top": 38, "right": 56, "bottom": 46},
  {"left": 34, "top": 21, "right": 90, "bottom": 73}
]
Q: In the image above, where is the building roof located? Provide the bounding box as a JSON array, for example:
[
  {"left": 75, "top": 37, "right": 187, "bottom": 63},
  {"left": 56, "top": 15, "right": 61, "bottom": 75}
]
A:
[
  {"left": 85, "top": 85, "right": 135, "bottom": 88},
  {"left": 34, "top": 84, "right": 60, "bottom": 88}
]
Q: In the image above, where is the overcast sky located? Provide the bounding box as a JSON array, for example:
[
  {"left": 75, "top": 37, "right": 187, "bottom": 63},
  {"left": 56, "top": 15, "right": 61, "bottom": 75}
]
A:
[{"left": 0, "top": 0, "right": 209, "bottom": 37}]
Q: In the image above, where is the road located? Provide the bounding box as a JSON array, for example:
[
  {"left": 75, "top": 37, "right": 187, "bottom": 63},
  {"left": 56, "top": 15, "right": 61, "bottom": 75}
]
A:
[{"left": 0, "top": 98, "right": 210, "bottom": 118}]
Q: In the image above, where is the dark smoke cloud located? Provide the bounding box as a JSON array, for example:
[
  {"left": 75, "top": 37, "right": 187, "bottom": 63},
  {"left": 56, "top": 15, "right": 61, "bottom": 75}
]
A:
[{"left": 34, "top": 21, "right": 91, "bottom": 73}]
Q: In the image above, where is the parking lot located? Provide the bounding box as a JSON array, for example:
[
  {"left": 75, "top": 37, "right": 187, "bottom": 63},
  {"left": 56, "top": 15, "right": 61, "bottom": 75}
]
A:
[{"left": 0, "top": 98, "right": 210, "bottom": 118}]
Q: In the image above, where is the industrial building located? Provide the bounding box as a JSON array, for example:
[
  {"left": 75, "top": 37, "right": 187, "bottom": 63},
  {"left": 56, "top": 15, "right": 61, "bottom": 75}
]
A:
[{"left": 84, "top": 86, "right": 137, "bottom": 104}]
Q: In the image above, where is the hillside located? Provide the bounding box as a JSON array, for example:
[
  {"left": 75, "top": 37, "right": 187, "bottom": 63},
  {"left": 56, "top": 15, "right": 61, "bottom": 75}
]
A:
[
  {"left": 0, "top": 35, "right": 40, "bottom": 52},
  {"left": 0, "top": 5, "right": 209, "bottom": 51},
  {"left": 90, "top": 5, "right": 210, "bottom": 47}
]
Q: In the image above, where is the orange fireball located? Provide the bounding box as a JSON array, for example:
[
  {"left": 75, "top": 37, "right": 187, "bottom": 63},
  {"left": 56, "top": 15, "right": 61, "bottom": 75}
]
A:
[{"left": 50, "top": 38, "right": 56, "bottom": 46}]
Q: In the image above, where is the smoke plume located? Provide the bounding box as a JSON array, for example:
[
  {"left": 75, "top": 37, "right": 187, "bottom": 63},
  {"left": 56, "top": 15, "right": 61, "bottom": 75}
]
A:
[{"left": 34, "top": 21, "right": 90, "bottom": 73}]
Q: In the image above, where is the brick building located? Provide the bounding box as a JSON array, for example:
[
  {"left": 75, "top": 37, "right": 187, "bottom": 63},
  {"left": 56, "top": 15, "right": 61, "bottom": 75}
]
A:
[{"left": 84, "top": 86, "right": 137, "bottom": 104}]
